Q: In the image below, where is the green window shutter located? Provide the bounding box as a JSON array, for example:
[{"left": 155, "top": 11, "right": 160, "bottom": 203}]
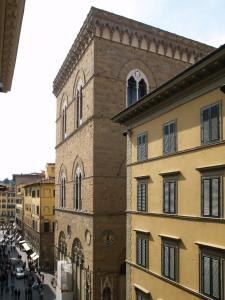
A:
[
  {"left": 211, "top": 104, "right": 220, "bottom": 141},
  {"left": 137, "top": 135, "right": 142, "bottom": 160},
  {"left": 203, "top": 179, "right": 210, "bottom": 216},
  {"left": 137, "top": 183, "right": 142, "bottom": 211},
  {"left": 169, "top": 247, "right": 175, "bottom": 280},
  {"left": 164, "top": 182, "right": 169, "bottom": 212},
  {"left": 137, "top": 236, "right": 142, "bottom": 265},
  {"left": 170, "top": 181, "right": 176, "bottom": 213},
  {"left": 212, "top": 178, "right": 219, "bottom": 217},
  {"left": 164, "top": 245, "right": 169, "bottom": 277},
  {"left": 169, "top": 122, "right": 176, "bottom": 153},
  {"left": 212, "top": 258, "right": 220, "bottom": 299},
  {"left": 163, "top": 125, "right": 169, "bottom": 153},
  {"left": 202, "top": 255, "right": 210, "bottom": 295},
  {"left": 202, "top": 108, "right": 210, "bottom": 143},
  {"left": 141, "top": 183, "right": 147, "bottom": 211}
]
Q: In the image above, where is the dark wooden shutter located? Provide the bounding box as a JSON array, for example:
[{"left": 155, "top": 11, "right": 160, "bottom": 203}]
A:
[
  {"left": 142, "top": 238, "right": 147, "bottom": 267},
  {"left": 141, "top": 134, "right": 147, "bottom": 160},
  {"left": 170, "top": 181, "right": 176, "bottom": 213},
  {"left": 164, "top": 125, "right": 169, "bottom": 153},
  {"left": 164, "top": 182, "right": 169, "bottom": 212},
  {"left": 141, "top": 183, "right": 147, "bottom": 211},
  {"left": 212, "top": 258, "right": 220, "bottom": 299},
  {"left": 169, "top": 122, "right": 176, "bottom": 153},
  {"left": 202, "top": 255, "right": 210, "bottom": 295},
  {"left": 169, "top": 247, "right": 175, "bottom": 280},
  {"left": 212, "top": 178, "right": 219, "bottom": 217},
  {"left": 164, "top": 245, "right": 169, "bottom": 277},
  {"left": 203, "top": 179, "right": 210, "bottom": 216},
  {"left": 211, "top": 105, "right": 219, "bottom": 141},
  {"left": 137, "top": 135, "right": 142, "bottom": 160},
  {"left": 137, "top": 236, "right": 142, "bottom": 265},
  {"left": 202, "top": 108, "right": 210, "bottom": 143},
  {"left": 137, "top": 183, "right": 142, "bottom": 211}
]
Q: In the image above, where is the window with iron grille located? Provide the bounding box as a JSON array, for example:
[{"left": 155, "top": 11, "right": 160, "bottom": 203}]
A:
[
  {"left": 162, "top": 240, "right": 178, "bottom": 281},
  {"left": 201, "top": 176, "right": 222, "bottom": 218},
  {"left": 201, "top": 103, "right": 220, "bottom": 144},
  {"left": 163, "top": 121, "right": 176, "bottom": 154},
  {"left": 200, "top": 251, "right": 223, "bottom": 299},
  {"left": 136, "top": 232, "right": 149, "bottom": 268},
  {"left": 163, "top": 180, "right": 177, "bottom": 214},
  {"left": 137, "top": 179, "right": 147, "bottom": 212},
  {"left": 137, "top": 133, "right": 148, "bottom": 161}
]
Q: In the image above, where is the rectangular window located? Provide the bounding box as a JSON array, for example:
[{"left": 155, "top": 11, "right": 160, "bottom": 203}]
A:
[
  {"left": 136, "top": 232, "right": 149, "bottom": 268},
  {"left": 163, "top": 180, "right": 177, "bottom": 214},
  {"left": 37, "top": 190, "right": 40, "bottom": 197},
  {"left": 44, "top": 222, "right": 50, "bottom": 232},
  {"left": 162, "top": 240, "right": 178, "bottom": 281},
  {"left": 137, "top": 133, "right": 148, "bottom": 161},
  {"left": 163, "top": 121, "right": 176, "bottom": 154},
  {"left": 201, "top": 251, "right": 223, "bottom": 299},
  {"left": 136, "top": 289, "right": 149, "bottom": 300},
  {"left": 137, "top": 180, "right": 147, "bottom": 212},
  {"left": 202, "top": 176, "right": 221, "bottom": 217},
  {"left": 201, "top": 103, "right": 220, "bottom": 144},
  {"left": 36, "top": 206, "right": 39, "bottom": 215}
]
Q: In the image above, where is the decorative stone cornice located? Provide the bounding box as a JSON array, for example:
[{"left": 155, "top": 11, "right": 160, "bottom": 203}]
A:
[
  {"left": 53, "top": 7, "right": 215, "bottom": 97},
  {"left": 0, "top": 0, "right": 26, "bottom": 92}
]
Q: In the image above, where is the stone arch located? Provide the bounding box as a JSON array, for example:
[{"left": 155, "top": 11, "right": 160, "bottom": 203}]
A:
[
  {"left": 58, "top": 164, "right": 67, "bottom": 183},
  {"left": 73, "top": 69, "right": 86, "bottom": 98},
  {"left": 102, "top": 24, "right": 111, "bottom": 40},
  {"left": 122, "top": 30, "right": 129, "bottom": 45},
  {"left": 71, "top": 155, "right": 85, "bottom": 180},
  {"left": 141, "top": 37, "right": 148, "bottom": 50},
  {"left": 117, "top": 59, "right": 157, "bottom": 91},
  {"left": 112, "top": 27, "right": 120, "bottom": 43},
  {"left": 149, "top": 39, "right": 157, "bottom": 53}
]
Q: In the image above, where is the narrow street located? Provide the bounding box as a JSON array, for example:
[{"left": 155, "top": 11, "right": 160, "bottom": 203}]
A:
[{"left": 0, "top": 229, "right": 56, "bottom": 300}]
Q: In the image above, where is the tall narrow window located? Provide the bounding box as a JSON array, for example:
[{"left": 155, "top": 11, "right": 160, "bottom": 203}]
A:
[
  {"left": 61, "top": 102, "right": 67, "bottom": 140},
  {"left": 201, "top": 103, "right": 220, "bottom": 144},
  {"left": 202, "top": 176, "right": 221, "bottom": 218},
  {"left": 201, "top": 251, "right": 222, "bottom": 299},
  {"left": 137, "top": 133, "right": 148, "bottom": 161},
  {"left": 162, "top": 240, "right": 178, "bottom": 281},
  {"left": 74, "top": 168, "right": 82, "bottom": 210},
  {"left": 60, "top": 175, "right": 66, "bottom": 208},
  {"left": 137, "top": 179, "right": 148, "bottom": 212},
  {"left": 127, "top": 70, "right": 148, "bottom": 107},
  {"left": 136, "top": 232, "right": 149, "bottom": 268},
  {"left": 76, "top": 83, "right": 83, "bottom": 128},
  {"left": 163, "top": 180, "right": 177, "bottom": 214},
  {"left": 163, "top": 121, "right": 176, "bottom": 154},
  {"left": 136, "top": 289, "right": 150, "bottom": 300}
]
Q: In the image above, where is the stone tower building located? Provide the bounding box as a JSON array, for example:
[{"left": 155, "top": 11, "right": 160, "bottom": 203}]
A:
[{"left": 53, "top": 7, "right": 213, "bottom": 300}]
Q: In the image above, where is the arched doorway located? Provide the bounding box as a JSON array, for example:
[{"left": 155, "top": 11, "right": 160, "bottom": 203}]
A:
[{"left": 103, "top": 287, "right": 111, "bottom": 300}]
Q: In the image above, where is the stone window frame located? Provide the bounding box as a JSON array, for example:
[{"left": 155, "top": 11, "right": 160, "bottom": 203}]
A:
[
  {"left": 61, "top": 99, "right": 67, "bottom": 141},
  {"left": 74, "top": 166, "right": 82, "bottom": 211},
  {"left": 126, "top": 69, "right": 149, "bottom": 107},
  {"left": 75, "top": 79, "right": 84, "bottom": 129}
]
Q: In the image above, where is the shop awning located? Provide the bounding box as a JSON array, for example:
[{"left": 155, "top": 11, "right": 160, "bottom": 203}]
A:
[
  {"left": 22, "top": 243, "right": 30, "bottom": 251},
  {"left": 32, "top": 254, "right": 39, "bottom": 261},
  {"left": 19, "top": 240, "right": 25, "bottom": 244},
  {"left": 30, "top": 252, "right": 37, "bottom": 258}
]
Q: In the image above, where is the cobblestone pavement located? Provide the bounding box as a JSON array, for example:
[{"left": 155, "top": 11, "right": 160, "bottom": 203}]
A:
[{"left": 0, "top": 230, "right": 56, "bottom": 300}]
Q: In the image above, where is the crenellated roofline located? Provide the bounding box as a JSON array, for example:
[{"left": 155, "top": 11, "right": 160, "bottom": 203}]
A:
[{"left": 53, "top": 7, "right": 215, "bottom": 97}]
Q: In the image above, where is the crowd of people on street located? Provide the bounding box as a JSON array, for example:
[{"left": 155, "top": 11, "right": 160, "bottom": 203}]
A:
[{"left": 0, "top": 223, "right": 45, "bottom": 299}]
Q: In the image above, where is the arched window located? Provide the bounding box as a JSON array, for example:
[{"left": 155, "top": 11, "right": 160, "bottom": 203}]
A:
[
  {"left": 76, "top": 81, "right": 83, "bottom": 128},
  {"left": 61, "top": 101, "right": 67, "bottom": 140},
  {"left": 58, "top": 231, "right": 67, "bottom": 259},
  {"left": 103, "top": 287, "right": 111, "bottom": 300},
  {"left": 127, "top": 70, "right": 148, "bottom": 106},
  {"left": 60, "top": 174, "right": 66, "bottom": 208},
  {"left": 74, "top": 168, "right": 82, "bottom": 210}
]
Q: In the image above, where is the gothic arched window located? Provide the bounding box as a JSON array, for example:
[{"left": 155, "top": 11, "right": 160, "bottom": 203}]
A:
[
  {"left": 60, "top": 174, "right": 66, "bottom": 208},
  {"left": 76, "top": 81, "right": 83, "bottom": 128},
  {"left": 61, "top": 101, "right": 67, "bottom": 140},
  {"left": 127, "top": 70, "right": 148, "bottom": 107},
  {"left": 58, "top": 231, "right": 67, "bottom": 259},
  {"left": 74, "top": 168, "right": 82, "bottom": 210},
  {"left": 103, "top": 287, "right": 111, "bottom": 300}
]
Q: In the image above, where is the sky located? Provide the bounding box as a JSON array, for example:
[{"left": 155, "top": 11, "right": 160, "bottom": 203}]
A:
[{"left": 1, "top": 0, "right": 225, "bottom": 180}]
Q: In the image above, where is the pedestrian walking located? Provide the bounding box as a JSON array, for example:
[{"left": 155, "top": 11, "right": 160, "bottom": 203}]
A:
[
  {"left": 14, "top": 287, "right": 18, "bottom": 299},
  {"left": 17, "top": 287, "right": 21, "bottom": 299}
]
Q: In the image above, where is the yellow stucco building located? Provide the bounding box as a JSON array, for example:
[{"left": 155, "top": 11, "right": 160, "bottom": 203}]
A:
[
  {"left": 23, "top": 163, "right": 55, "bottom": 270},
  {"left": 113, "top": 44, "right": 225, "bottom": 299}
]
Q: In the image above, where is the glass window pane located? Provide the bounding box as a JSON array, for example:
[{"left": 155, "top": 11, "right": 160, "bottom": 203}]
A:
[
  {"left": 212, "top": 258, "right": 220, "bottom": 299},
  {"left": 203, "top": 108, "right": 210, "bottom": 142},
  {"left": 164, "top": 245, "right": 169, "bottom": 277},
  {"left": 212, "top": 178, "right": 219, "bottom": 217},
  {"left": 211, "top": 105, "right": 219, "bottom": 141},
  {"left": 169, "top": 247, "right": 175, "bottom": 280},
  {"left": 170, "top": 182, "right": 175, "bottom": 213},
  {"left": 164, "top": 182, "right": 169, "bottom": 212},
  {"left": 127, "top": 76, "right": 137, "bottom": 106}
]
